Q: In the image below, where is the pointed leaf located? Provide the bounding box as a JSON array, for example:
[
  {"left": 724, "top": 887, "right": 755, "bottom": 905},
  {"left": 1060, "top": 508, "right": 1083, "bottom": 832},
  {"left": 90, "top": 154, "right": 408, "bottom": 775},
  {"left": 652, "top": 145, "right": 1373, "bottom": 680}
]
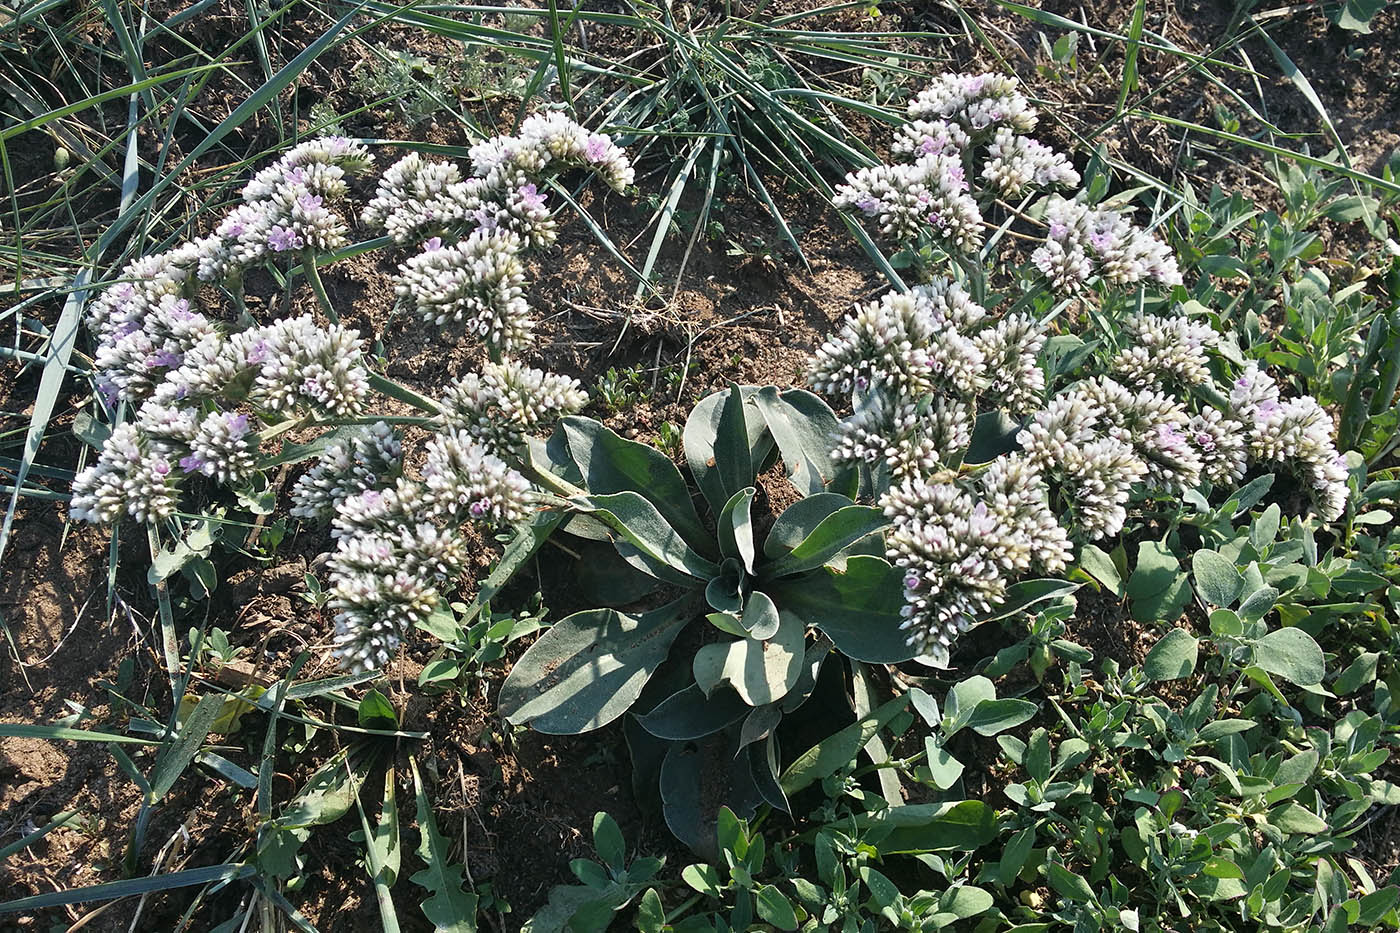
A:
[
  {"left": 767, "top": 556, "right": 914, "bottom": 663},
  {"left": 759, "top": 505, "right": 887, "bottom": 579},
  {"left": 409, "top": 757, "right": 479, "bottom": 932}
]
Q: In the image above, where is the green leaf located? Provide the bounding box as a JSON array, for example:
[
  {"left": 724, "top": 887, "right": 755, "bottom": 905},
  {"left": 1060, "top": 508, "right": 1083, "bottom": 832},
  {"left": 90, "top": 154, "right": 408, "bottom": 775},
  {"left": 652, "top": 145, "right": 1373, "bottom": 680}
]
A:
[
  {"left": 925, "top": 737, "right": 965, "bottom": 790},
  {"left": 740, "top": 590, "right": 781, "bottom": 641},
  {"left": 499, "top": 597, "right": 696, "bottom": 734},
  {"left": 637, "top": 889, "right": 665, "bottom": 933},
  {"left": 763, "top": 493, "right": 856, "bottom": 559},
  {"left": 857, "top": 800, "right": 997, "bottom": 853},
  {"left": 1269, "top": 802, "right": 1329, "bottom": 835},
  {"left": 1128, "top": 541, "right": 1191, "bottom": 622},
  {"left": 1193, "top": 550, "right": 1242, "bottom": 607},
  {"left": 944, "top": 675, "right": 996, "bottom": 736},
  {"left": 572, "top": 491, "right": 719, "bottom": 584},
  {"left": 716, "top": 487, "right": 757, "bottom": 573},
  {"left": 682, "top": 863, "right": 723, "bottom": 897},
  {"left": 966, "top": 699, "right": 1038, "bottom": 737},
  {"left": 593, "top": 812, "right": 625, "bottom": 872},
  {"left": 692, "top": 610, "right": 805, "bottom": 707},
  {"left": 357, "top": 689, "right": 397, "bottom": 730},
  {"left": 754, "top": 387, "right": 852, "bottom": 496},
  {"left": 781, "top": 693, "right": 909, "bottom": 795},
  {"left": 563, "top": 417, "right": 710, "bottom": 554},
  {"left": 0, "top": 863, "right": 255, "bottom": 914},
  {"left": 1334, "top": 652, "right": 1380, "bottom": 695},
  {"left": 768, "top": 556, "right": 914, "bottom": 663},
  {"left": 1047, "top": 863, "right": 1097, "bottom": 904},
  {"left": 755, "top": 885, "right": 798, "bottom": 930},
  {"left": 1254, "top": 627, "right": 1324, "bottom": 686},
  {"left": 941, "top": 885, "right": 994, "bottom": 919},
  {"left": 635, "top": 684, "right": 750, "bottom": 741},
  {"left": 1330, "top": 0, "right": 1386, "bottom": 33},
  {"left": 1079, "top": 544, "right": 1123, "bottom": 596},
  {"left": 1197, "top": 719, "right": 1257, "bottom": 741},
  {"left": 150, "top": 694, "right": 223, "bottom": 802},
  {"left": 685, "top": 385, "right": 770, "bottom": 514},
  {"left": 1238, "top": 585, "right": 1280, "bottom": 623},
  {"left": 1144, "top": 629, "right": 1199, "bottom": 682},
  {"left": 409, "top": 757, "right": 479, "bottom": 932},
  {"left": 759, "top": 505, "right": 887, "bottom": 579}
]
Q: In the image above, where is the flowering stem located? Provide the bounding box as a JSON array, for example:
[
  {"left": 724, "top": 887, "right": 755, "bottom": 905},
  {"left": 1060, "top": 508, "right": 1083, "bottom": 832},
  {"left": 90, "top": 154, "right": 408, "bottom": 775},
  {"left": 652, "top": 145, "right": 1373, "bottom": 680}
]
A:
[
  {"left": 303, "top": 254, "right": 339, "bottom": 325},
  {"left": 367, "top": 371, "right": 442, "bottom": 415}
]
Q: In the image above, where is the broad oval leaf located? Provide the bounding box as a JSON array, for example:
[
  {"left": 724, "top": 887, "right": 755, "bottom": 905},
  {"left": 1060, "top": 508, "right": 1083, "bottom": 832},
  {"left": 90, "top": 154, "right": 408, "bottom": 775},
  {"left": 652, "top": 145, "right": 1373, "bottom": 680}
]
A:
[
  {"left": 767, "top": 556, "right": 915, "bottom": 664},
  {"left": 1254, "top": 627, "right": 1325, "bottom": 686},
  {"left": 692, "top": 610, "right": 805, "bottom": 707},
  {"left": 1193, "top": 549, "right": 1242, "bottom": 607},
  {"left": 754, "top": 386, "right": 854, "bottom": 496},
  {"left": 1144, "top": 628, "right": 1200, "bottom": 682},
  {"left": 499, "top": 597, "right": 696, "bottom": 734},
  {"left": 573, "top": 491, "right": 719, "bottom": 584},
  {"left": 634, "top": 684, "right": 750, "bottom": 741},
  {"left": 684, "top": 385, "right": 772, "bottom": 514}
]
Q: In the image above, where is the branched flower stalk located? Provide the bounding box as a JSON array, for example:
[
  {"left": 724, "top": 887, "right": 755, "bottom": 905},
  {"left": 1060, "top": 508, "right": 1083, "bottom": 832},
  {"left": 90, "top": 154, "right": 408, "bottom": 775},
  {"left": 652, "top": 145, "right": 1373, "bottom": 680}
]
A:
[
  {"left": 815, "top": 74, "right": 1351, "bottom": 665},
  {"left": 72, "top": 116, "right": 634, "bottom": 671}
]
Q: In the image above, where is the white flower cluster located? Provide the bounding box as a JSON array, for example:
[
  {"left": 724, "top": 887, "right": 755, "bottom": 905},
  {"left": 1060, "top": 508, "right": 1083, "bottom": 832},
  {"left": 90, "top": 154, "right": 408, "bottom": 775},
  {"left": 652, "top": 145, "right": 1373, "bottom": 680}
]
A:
[
  {"left": 882, "top": 456, "right": 1069, "bottom": 665},
  {"left": 1032, "top": 195, "right": 1182, "bottom": 293},
  {"left": 70, "top": 424, "right": 180, "bottom": 524},
  {"left": 837, "top": 72, "right": 1081, "bottom": 256},
  {"left": 809, "top": 275, "right": 1351, "bottom": 660},
  {"left": 73, "top": 311, "right": 373, "bottom": 526},
  {"left": 394, "top": 233, "right": 531, "bottom": 354},
  {"left": 290, "top": 422, "right": 403, "bottom": 523},
  {"left": 320, "top": 426, "right": 534, "bottom": 671},
  {"left": 360, "top": 115, "right": 633, "bottom": 355},
  {"left": 809, "top": 280, "right": 1045, "bottom": 479},
  {"left": 439, "top": 357, "right": 588, "bottom": 455},
  {"left": 1229, "top": 364, "right": 1350, "bottom": 521}
]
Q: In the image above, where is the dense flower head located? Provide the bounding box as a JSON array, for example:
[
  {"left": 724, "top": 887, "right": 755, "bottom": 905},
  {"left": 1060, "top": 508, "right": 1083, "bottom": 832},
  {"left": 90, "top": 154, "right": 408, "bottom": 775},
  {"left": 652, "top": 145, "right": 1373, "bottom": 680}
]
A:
[
  {"left": 882, "top": 478, "right": 1009, "bottom": 665},
  {"left": 184, "top": 410, "right": 259, "bottom": 484},
  {"left": 832, "top": 391, "right": 973, "bottom": 480},
  {"left": 361, "top": 153, "right": 472, "bottom": 244},
  {"left": 1112, "top": 311, "right": 1218, "bottom": 386},
  {"left": 242, "top": 136, "right": 373, "bottom": 203},
  {"left": 807, "top": 281, "right": 988, "bottom": 399},
  {"left": 971, "top": 313, "right": 1046, "bottom": 412},
  {"left": 92, "top": 295, "right": 218, "bottom": 403},
  {"left": 1033, "top": 195, "right": 1182, "bottom": 292},
  {"left": 70, "top": 424, "right": 179, "bottom": 524},
  {"left": 981, "top": 127, "right": 1080, "bottom": 197},
  {"left": 421, "top": 429, "right": 532, "bottom": 526},
  {"left": 439, "top": 358, "right": 588, "bottom": 455},
  {"left": 1230, "top": 364, "right": 1349, "bottom": 521},
  {"left": 906, "top": 72, "right": 1038, "bottom": 135},
  {"left": 252, "top": 315, "right": 370, "bottom": 416},
  {"left": 394, "top": 231, "right": 531, "bottom": 353},
  {"left": 834, "top": 154, "right": 984, "bottom": 249},
  {"left": 291, "top": 422, "right": 404, "bottom": 523}
]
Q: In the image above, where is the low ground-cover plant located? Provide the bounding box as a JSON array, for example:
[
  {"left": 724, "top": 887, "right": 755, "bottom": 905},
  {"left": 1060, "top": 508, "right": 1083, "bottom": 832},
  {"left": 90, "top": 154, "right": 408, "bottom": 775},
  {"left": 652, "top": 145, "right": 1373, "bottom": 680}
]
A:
[{"left": 19, "top": 29, "right": 1400, "bottom": 931}]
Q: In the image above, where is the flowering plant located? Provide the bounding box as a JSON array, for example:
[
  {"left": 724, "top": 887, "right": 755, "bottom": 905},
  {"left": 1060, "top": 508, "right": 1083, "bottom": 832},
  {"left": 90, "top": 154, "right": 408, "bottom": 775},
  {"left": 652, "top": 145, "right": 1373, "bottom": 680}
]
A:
[{"left": 71, "top": 115, "right": 634, "bottom": 673}]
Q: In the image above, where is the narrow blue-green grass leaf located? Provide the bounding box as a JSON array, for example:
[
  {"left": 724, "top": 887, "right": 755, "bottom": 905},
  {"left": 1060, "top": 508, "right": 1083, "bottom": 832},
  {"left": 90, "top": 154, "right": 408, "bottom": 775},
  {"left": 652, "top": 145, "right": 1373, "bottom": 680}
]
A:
[
  {"left": 0, "top": 64, "right": 219, "bottom": 143},
  {"left": 258, "top": 652, "right": 310, "bottom": 819},
  {"left": 0, "top": 810, "right": 80, "bottom": 862},
  {"left": 350, "top": 764, "right": 402, "bottom": 933},
  {"left": 246, "top": 875, "right": 324, "bottom": 932},
  {"left": 543, "top": 179, "right": 658, "bottom": 295},
  {"left": 1116, "top": 0, "right": 1147, "bottom": 116},
  {"left": 150, "top": 693, "right": 224, "bottom": 801},
  {"left": 635, "top": 137, "right": 706, "bottom": 297},
  {"left": 0, "top": 724, "right": 158, "bottom": 745},
  {"left": 0, "top": 863, "right": 255, "bottom": 914},
  {"left": 1139, "top": 113, "right": 1400, "bottom": 196}
]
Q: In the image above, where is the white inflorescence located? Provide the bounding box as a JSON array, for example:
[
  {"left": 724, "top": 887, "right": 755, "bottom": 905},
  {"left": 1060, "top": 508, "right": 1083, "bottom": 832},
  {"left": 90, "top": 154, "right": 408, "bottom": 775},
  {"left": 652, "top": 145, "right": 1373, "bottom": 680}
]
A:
[
  {"left": 363, "top": 115, "right": 633, "bottom": 352},
  {"left": 1229, "top": 363, "right": 1349, "bottom": 521},
  {"left": 75, "top": 121, "right": 631, "bottom": 675},
  {"left": 808, "top": 271, "right": 1350, "bottom": 662},
  {"left": 837, "top": 72, "right": 1087, "bottom": 257},
  {"left": 439, "top": 357, "right": 588, "bottom": 455},
  {"left": 1033, "top": 195, "right": 1182, "bottom": 292}
]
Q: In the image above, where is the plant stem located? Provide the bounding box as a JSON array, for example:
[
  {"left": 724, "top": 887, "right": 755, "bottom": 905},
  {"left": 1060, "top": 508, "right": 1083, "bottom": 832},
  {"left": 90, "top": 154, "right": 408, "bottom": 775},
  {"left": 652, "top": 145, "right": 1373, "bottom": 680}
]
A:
[{"left": 303, "top": 252, "right": 339, "bottom": 324}]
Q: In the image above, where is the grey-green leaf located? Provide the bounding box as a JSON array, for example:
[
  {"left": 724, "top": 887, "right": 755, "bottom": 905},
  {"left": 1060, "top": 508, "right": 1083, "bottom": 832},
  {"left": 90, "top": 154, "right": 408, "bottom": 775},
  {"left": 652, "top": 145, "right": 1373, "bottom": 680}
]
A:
[
  {"left": 1144, "top": 628, "right": 1199, "bottom": 682},
  {"left": 1254, "top": 627, "right": 1325, "bottom": 686},
  {"left": 1192, "top": 550, "right": 1242, "bottom": 607},
  {"left": 499, "top": 598, "right": 696, "bottom": 734}
]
